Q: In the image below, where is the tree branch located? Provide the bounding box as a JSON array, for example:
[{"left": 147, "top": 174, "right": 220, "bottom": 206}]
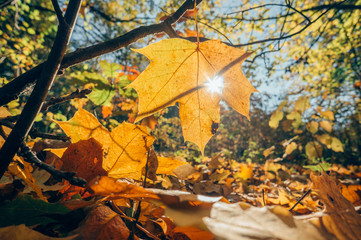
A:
[
  {"left": 18, "top": 142, "right": 86, "bottom": 187},
  {"left": 0, "top": 0, "right": 203, "bottom": 107},
  {"left": 0, "top": 0, "right": 82, "bottom": 178}
]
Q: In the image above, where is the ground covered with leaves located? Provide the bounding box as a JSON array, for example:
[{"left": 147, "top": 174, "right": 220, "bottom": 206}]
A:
[{"left": 0, "top": 108, "right": 360, "bottom": 240}]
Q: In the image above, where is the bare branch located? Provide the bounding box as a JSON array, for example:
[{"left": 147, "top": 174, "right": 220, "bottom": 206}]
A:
[
  {"left": 41, "top": 88, "right": 92, "bottom": 111},
  {"left": 0, "top": 0, "right": 203, "bottom": 106},
  {"left": 0, "top": 0, "right": 82, "bottom": 178}
]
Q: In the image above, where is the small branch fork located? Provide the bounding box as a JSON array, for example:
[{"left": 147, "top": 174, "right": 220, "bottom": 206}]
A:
[{"left": 18, "top": 142, "right": 86, "bottom": 187}]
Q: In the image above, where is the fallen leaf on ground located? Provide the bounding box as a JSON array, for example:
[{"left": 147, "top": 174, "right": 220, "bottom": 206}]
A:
[
  {"left": 88, "top": 176, "right": 159, "bottom": 200},
  {"left": 311, "top": 172, "right": 361, "bottom": 240},
  {"left": 75, "top": 205, "right": 129, "bottom": 240},
  {"left": 203, "top": 202, "right": 330, "bottom": 240},
  {"left": 157, "top": 157, "right": 187, "bottom": 175}
]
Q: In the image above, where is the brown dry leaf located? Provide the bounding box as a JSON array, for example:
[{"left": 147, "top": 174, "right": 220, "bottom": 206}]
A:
[
  {"left": 55, "top": 109, "right": 155, "bottom": 180},
  {"left": 143, "top": 149, "right": 158, "bottom": 181},
  {"left": 157, "top": 157, "right": 187, "bottom": 175},
  {"left": 173, "top": 164, "right": 197, "bottom": 179},
  {"left": 75, "top": 205, "right": 129, "bottom": 240},
  {"left": 61, "top": 138, "right": 107, "bottom": 181},
  {"left": 311, "top": 172, "right": 361, "bottom": 240},
  {"left": 88, "top": 176, "right": 159, "bottom": 200},
  {"left": 129, "top": 39, "right": 257, "bottom": 153},
  {"left": 203, "top": 202, "right": 330, "bottom": 240},
  {"left": 169, "top": 226, "right": 214, "bottom": 240},
  {"left": 141, "top": 115, "right": 158, "bottom": 130},
  {"left": 0, "top": 224, "right": 76, "bottom": 240}
]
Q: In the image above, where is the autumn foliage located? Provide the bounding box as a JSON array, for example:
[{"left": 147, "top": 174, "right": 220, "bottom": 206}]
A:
[{"left": 0, "top": 0, "right": 361, "bottom": 239}]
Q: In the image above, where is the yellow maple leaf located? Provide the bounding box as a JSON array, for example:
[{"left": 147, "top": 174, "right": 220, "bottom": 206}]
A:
[
  {"left": 128, "top": 39, "right": 257, "bottom": 153},
  {"left": 55, "top": 109, "right": 154, "bottom": 180}
]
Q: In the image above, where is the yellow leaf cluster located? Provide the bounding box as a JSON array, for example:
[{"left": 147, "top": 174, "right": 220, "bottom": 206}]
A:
[{"left": 55, "top": 109, "right": 154, "bottom": 179}]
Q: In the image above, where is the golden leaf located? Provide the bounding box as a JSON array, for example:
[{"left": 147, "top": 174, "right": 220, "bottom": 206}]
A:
[
  {"left": 285, "top": 142, "right": 298, "bottom": 155},
  {"left": 305, "top": 141, "right": 323, "bottom": 159},
  {"left": 128, "top": 39, "right": 257, "bottom": 153},
  {"left": 156, "top": 157, "right": 187, "bottom": 175},
  {"left": 306, "top": 121, "right": 319, "bottom": 134},
  {"left": 55, "top": 109, "right": 154, "bottom": 180},
  {"left": 319, "top": 120, "right": 332, "bottom": 133}
]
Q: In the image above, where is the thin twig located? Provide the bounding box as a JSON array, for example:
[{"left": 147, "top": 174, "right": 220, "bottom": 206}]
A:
[
  {"left": 289, "top": 189, "right": 311, "bottom": 212},
  {"left": 51, "top": 0, "right": 66, "bottom": 26},
  {"left": 41, "top": 88, "right": 92, "bottom": 111}
]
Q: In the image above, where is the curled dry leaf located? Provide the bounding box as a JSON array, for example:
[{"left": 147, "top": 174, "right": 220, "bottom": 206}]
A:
[
  {"left": 75, "top": 205, "right": 129, "bottom": 240},
  {"left": 143, "top": 149, "right": 158, "bottom": 181},
  {"left": 311, "top": 172, "right": 361, "bottom": 240},
  {"left": 88, "top": 176, "right": 159, "bottom": 200},
  {"left": 203, "top": 202, "right": 330, "bottom": 240}
]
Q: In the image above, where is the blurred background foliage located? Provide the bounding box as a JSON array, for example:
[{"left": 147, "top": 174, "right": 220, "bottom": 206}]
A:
[{"left": 1, "top": 0, "right": 360, "bottom": 165}]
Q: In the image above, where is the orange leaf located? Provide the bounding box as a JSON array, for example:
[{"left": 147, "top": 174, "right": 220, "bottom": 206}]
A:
[
  {"left": 88, "top": 176, "right": 159, "bottom": 200},
  {"left": 141, "top": 115, "right": 158, "bottom": 130},
  {"left": 102, "top": 105, "right": 113, "bottom": 118},
  {"left": 128, "top": 39, "right": 257, "bottom": 153},
  {"left": 169, "top": 226, "right": 214, "bottom": 240},
  {"left": 60, "top": 138, "right": 107, "bottom": 181},
  {"left": 157, "top": 157, "right": 187, "bottom": 175}
]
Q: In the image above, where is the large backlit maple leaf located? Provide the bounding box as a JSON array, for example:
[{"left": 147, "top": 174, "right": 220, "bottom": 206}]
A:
[{"left": 129, "top": 39, "right": 257, "bottom": 153}]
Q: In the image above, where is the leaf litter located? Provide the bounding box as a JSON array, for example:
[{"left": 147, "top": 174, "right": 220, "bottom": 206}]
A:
[{"left": 1, "top": 37, "right": 361, "bottom": 239}]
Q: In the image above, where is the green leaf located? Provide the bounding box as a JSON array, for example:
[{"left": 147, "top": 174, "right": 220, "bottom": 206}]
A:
[
  {"left": 304, "top": 162, "right": 331, "bottom": 172},
  {"left": 99, "top": 60, "right": 123, "bottom": 78},
  {"left": 88, "top": 87, "right": 115, "bottom": 106},
  {"left": 0, "top": 194, "right": 70, "bottom": 227}
]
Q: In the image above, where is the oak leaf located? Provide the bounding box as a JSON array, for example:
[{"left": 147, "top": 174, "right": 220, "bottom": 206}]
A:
[
  {"left": 129, "top": 39, "right": 257, "bottom": 153},
  {"left": 55, "top": 109, "right": 155, "bottom": 179}
]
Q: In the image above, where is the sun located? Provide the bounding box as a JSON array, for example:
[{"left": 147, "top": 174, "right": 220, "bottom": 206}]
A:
[{"left": 205, "top": 76, "right": 224, "bottom": 94}]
